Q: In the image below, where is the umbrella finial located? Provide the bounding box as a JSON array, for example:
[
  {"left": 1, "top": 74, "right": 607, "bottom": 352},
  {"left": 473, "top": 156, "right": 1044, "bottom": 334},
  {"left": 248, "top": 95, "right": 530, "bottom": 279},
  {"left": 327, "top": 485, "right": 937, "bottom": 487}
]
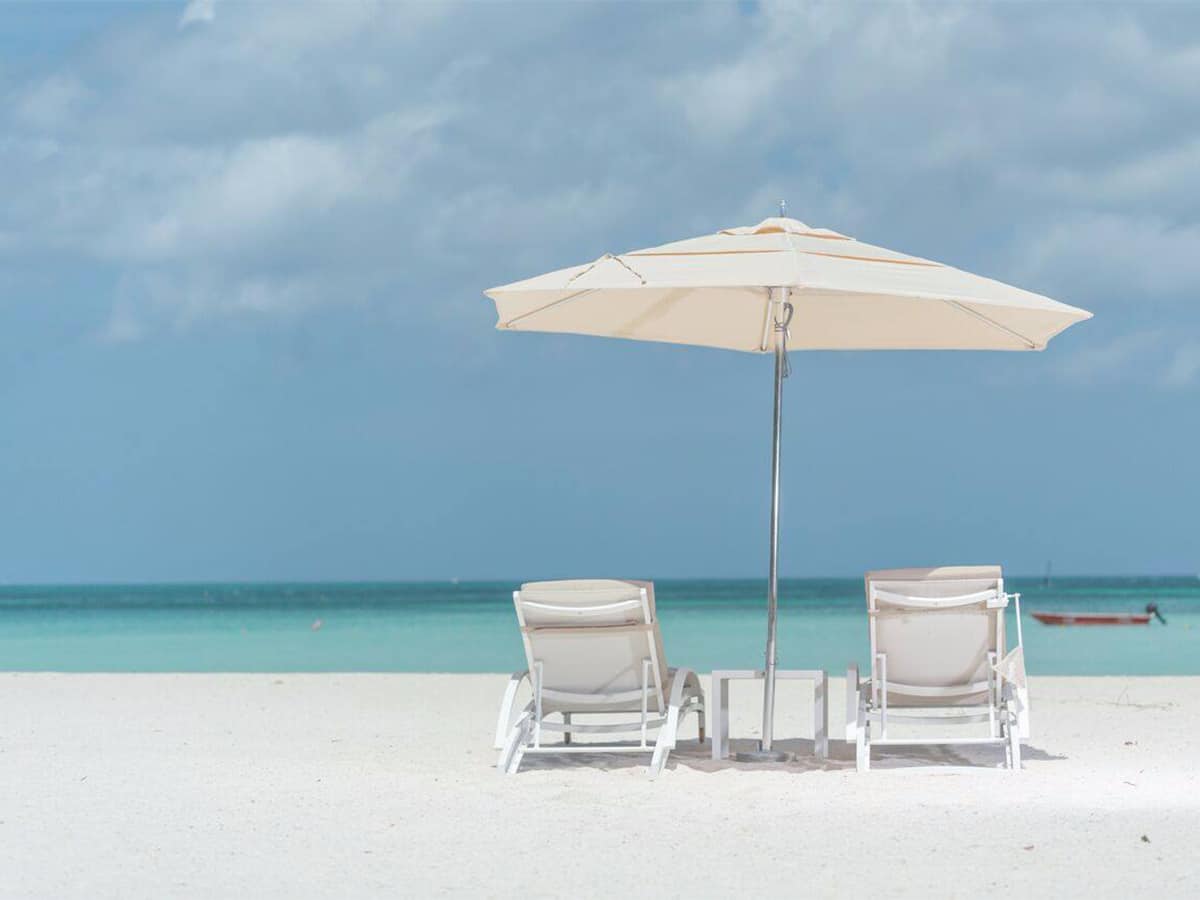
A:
[{"left": 778, "top": 199, "right": 786, "bottom": 219}]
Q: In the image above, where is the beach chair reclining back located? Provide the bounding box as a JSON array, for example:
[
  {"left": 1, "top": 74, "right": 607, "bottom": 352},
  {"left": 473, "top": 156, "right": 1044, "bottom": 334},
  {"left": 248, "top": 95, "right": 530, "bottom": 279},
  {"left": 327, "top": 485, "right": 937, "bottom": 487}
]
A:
[
  {"left": 515, "top": 579, "right": 669, "bottom": 713},
  {"left": 867, "top": 565, "right": 1006, "bottom": 707}
]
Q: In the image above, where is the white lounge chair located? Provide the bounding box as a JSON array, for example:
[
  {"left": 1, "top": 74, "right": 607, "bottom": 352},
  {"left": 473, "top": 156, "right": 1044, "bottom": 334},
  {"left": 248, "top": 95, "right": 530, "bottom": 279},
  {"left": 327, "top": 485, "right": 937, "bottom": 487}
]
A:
[
  {"left": 494, "top": 579, "right": 705, "bottom": 778},
  {"left": 846, "top": 566, "right": 1029, "bottom": 772}
]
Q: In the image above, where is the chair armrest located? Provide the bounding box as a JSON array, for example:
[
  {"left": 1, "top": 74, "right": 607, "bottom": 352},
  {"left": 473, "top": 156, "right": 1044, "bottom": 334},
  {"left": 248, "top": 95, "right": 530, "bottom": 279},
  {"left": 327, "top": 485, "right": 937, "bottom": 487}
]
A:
[{"left": 667, "top": 666, "right": 703, "bottom": 708}]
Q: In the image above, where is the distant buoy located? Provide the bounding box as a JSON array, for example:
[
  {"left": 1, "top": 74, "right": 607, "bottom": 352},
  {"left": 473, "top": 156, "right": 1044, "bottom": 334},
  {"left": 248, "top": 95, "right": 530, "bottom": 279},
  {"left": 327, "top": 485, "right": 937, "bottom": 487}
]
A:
[{"left": 311, "top": 619, "right": 323, "bottom": 631}]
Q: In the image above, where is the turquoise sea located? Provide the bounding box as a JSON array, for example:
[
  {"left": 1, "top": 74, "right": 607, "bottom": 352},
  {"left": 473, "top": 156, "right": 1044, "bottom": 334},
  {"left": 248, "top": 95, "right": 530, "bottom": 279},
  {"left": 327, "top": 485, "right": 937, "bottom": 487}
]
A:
[{"left": 2, "top": 577, "right": 1198, "bottom": 674}]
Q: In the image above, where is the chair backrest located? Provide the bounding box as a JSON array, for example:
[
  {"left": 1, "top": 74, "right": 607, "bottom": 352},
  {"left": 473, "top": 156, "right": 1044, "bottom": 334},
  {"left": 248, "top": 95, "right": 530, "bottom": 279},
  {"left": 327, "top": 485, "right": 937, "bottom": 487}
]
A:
[
  {"left": 514, "top": 579, "right": 669, "bottom": 711},
  {"left": 865, "top": 566, "right": 1007, "bottom": 707}
]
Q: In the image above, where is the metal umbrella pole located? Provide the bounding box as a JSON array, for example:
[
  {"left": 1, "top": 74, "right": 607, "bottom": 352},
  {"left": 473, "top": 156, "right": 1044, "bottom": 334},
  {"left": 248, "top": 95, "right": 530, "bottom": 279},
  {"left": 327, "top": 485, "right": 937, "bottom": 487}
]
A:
[{"left": 736, "top": 287, "right": 793, "bottom": 763}]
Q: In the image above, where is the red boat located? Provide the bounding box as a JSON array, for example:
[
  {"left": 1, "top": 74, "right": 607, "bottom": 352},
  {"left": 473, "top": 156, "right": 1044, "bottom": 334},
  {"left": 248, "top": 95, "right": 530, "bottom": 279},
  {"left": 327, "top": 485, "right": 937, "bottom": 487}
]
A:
[
  {"left": 1032, "top": 611, "right": 1150, "bottom": 626},
  {"left": 1032, "top": 603, "right": 1166, "bottom": 626}
]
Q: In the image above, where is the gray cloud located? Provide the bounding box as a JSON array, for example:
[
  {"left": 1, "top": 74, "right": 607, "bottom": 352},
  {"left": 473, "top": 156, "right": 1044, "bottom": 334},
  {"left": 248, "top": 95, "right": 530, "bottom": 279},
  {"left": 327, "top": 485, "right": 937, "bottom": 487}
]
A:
[
  {"left": 1, "top": 0, "right": 1197, "bottom": 380},
  {"left": 178, "top": 0, "right": 215, "bottom": 30}
]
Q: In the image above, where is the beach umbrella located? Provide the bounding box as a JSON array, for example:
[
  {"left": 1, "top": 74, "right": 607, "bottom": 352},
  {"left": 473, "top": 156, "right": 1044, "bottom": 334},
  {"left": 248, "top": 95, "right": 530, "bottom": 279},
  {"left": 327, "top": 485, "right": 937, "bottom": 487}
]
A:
[{"left": 484, "top": 211, "right": 1091, "bottom": 761}]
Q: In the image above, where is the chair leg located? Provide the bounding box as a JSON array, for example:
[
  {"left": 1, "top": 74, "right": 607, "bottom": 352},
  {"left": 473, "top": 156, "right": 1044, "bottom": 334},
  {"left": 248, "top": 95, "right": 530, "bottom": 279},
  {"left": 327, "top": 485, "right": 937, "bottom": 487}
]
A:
[
  {"left": 855, "top": 695, "right": 870, "bottom": 773},
  {"left": 1008, "top": 708, "right": 1022, "bottom": 772},
  {"left": 650, "top": 696, "right": 684, "bottom": 779},
  {"left": 652, "top": 667, "right": 702, "bottom": 776},
  {"left": 688, "top": 670, "right": 706, "bottom": 743},
  {"left": 649, "top": 740, "right": 670, "bottom": 780},
  {"left": 814, "top": 671, "right": 828, "bottom": 759},
  {"left": 497, "top": 714, "right": 531, "bottom": 775},
  {"left": 493, "top": 671, "right": 529, "bottom": 750},
  {"left": 845, "top": 664, "right": 860, "bottom": 743}
]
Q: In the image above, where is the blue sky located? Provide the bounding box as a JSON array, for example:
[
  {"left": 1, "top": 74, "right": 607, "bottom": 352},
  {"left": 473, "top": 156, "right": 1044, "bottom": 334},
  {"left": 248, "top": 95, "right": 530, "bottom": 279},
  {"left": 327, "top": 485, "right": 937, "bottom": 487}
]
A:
[{"left": 1, "top": 1, "right": 1197, "bottom": 582}]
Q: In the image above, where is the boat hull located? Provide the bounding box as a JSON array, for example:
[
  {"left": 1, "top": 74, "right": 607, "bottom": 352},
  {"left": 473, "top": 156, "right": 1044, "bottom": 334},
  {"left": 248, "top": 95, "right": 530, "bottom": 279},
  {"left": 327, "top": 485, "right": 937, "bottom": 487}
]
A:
[{"left": 1031, "top": 612, "right": 1151, "bottom": 626}]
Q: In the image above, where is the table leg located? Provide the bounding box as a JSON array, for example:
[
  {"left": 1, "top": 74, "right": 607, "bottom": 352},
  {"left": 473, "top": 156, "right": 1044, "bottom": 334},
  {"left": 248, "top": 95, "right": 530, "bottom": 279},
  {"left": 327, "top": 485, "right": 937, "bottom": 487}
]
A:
[
  {"left": 712, "top": 676, "right": 731, "bottom": 760},
  {"left": 814, "top": 671, "right": 828, "bottom": 759}
]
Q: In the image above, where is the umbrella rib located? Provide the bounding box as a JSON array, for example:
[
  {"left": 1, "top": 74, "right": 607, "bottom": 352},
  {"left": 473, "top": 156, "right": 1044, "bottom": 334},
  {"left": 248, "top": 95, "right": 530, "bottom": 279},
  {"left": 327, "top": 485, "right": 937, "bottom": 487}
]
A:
[
  {"left": 608, "top": 255, "right": 648, "bottom": 284},
  {"left": 759, "top": 287, "right": 775, "bottom": 351},
  {"left": 944, "top": 300, "right": 1039, "bottom": 349},
  {"left": 501, "top": 288, "right": 596, "bottom": 329},
  {"left": 566, "top": 254, "right": 647, "bottom": 286}
]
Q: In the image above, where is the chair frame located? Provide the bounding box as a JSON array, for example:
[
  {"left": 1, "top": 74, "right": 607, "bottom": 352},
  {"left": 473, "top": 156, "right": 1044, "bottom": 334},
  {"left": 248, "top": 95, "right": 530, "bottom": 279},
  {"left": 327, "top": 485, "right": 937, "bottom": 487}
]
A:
[
  {"left": 494, "top": 584, "right": 705, "bottom": 779},
  {"left": 847, "top": 575, "right": 1024, "bottom": 772}
]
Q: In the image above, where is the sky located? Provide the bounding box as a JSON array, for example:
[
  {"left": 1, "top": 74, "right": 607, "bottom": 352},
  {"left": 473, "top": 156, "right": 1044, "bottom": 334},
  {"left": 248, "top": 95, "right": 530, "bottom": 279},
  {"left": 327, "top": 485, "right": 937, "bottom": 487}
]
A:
[{"left": 0, "top": 0, "right": 1197, "bottom": 583}]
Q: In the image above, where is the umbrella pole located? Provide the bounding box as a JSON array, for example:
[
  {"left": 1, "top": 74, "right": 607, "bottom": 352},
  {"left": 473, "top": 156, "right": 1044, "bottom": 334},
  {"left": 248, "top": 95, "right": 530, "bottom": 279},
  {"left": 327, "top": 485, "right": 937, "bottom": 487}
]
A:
[{"left": 737, "top": 289, "right": 793, "bottom": 763}]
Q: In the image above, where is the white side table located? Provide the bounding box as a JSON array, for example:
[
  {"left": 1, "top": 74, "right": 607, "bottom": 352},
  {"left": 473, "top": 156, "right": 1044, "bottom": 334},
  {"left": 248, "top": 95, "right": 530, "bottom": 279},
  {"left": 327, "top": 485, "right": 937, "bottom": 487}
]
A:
[{"left": 711, "top": 669, "right": 828, "bottom": 760}]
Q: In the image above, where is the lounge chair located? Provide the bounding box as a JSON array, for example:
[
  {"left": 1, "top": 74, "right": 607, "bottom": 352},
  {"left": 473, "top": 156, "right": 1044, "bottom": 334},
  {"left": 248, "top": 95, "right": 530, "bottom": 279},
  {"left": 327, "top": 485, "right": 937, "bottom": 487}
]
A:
[
  {"left": 846, "top": 566, "right": 1029, "bottom": 771},
  {"left": 494, "top": 579, "right": 705, "bottom": 778}
]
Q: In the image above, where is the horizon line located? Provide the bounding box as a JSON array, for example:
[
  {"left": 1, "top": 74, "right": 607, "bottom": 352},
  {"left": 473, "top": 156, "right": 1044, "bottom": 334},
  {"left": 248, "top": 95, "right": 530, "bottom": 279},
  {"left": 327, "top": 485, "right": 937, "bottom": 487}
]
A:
[{"left": 2, "top": 573, "right": 1197, "bottom": 589}]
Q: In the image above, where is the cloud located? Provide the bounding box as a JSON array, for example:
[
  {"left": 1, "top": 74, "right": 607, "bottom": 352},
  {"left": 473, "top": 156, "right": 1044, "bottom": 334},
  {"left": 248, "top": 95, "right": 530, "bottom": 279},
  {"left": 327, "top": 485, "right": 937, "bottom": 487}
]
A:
[
  {"left": 12, "top": 75, "right": 88, "bottom": 131},
  {"left": 1053, "top": 331, "right": 1200, "bottom": 390},
  {"left": 96, "top": 109, "right": 448, "bottom": 265},
  {"left": 1, "top": 0, "right": 1199, "bottom": 355},
  {"left": 658, "top": 4, "right": 968, "bottom": 145},
  {"left": 1163, "top": 341, "right": 1200, "bottom": 388},
  {"left": 97, "top": 298, "right": 147, "bottom": 344},
  {"left": 1056, "top": 330, "right": 1167, "bottom": 385},
  {"left": 1016, "top": 214, "right": 1200, "bottom": 305},
  {"left": 179, "top": 0, "right": 215, "bottom": 29}
]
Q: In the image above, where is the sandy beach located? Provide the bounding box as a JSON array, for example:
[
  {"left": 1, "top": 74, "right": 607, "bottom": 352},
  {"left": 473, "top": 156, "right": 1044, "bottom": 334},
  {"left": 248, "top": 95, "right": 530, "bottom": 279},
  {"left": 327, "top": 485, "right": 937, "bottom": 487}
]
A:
[{"left": 1, "top": 673, "right": 1196, "bottom": 898}]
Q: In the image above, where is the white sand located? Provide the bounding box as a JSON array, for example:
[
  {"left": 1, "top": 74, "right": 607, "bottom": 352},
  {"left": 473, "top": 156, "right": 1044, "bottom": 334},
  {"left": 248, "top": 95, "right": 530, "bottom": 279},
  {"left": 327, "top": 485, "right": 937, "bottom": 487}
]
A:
[{"left": 1, "top": 673, "right": 1197, "bottom": 898}]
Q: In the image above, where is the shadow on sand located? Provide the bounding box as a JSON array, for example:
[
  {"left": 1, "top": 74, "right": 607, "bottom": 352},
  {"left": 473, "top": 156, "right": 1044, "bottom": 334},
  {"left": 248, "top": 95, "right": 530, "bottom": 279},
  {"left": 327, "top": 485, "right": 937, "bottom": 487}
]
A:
[{"left": 508, "top": 737, "right": 1066, "bottom": 775}]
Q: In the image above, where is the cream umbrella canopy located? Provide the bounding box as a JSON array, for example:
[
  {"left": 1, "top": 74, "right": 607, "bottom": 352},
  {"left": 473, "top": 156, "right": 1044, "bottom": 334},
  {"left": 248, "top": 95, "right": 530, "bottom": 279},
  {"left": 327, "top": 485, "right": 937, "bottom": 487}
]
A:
[{"left": 485, "top": 214, "right": 1091, "bottom": 760}]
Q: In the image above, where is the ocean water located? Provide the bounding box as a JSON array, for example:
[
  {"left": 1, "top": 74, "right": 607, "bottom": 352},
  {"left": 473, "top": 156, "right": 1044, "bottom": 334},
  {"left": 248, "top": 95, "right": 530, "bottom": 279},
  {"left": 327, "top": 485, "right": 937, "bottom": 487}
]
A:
[{"left": 0, "top": 577, "right": 1197, "bottom": 675}]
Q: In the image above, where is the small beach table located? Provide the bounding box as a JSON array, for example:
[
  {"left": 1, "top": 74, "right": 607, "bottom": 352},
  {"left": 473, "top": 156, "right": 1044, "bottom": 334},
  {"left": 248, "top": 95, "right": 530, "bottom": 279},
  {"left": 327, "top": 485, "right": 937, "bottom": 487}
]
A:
[{"left": 711, "top": 669, "right": 828, "bottom": 760}]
